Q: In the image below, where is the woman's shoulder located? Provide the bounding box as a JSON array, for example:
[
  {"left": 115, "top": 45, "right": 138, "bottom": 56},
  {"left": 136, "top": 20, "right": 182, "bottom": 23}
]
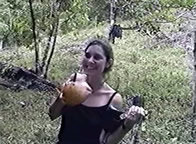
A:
[
  {"left": 111, "top": 93, "right": 123, "bottom": 110},
  {"left": 104, "top": 83, "right": 123, "bottom": 110}
]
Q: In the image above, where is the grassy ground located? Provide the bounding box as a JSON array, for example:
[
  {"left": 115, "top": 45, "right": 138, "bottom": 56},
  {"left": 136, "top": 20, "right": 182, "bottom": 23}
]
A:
[{"left": 0, "top": 25, "right": 194, "bottom": 144}]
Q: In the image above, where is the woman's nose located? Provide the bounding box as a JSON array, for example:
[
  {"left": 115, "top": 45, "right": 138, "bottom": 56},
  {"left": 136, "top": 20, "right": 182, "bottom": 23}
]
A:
[{"left": 88, "top": 56, "right": 94, "bottom": 63}]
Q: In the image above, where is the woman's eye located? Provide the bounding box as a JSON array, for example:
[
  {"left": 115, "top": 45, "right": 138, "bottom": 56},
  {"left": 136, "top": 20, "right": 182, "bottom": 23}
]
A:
[
  {"left": 85, "top": 53, "right": 91, "bottom": 59},
  {"left": 94, "top": 54, "right": 102, "bottom": 60}
]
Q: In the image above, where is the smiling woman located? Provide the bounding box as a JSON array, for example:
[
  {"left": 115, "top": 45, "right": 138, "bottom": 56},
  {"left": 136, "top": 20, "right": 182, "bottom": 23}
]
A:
[
  {"left": 82, "top": 38, "right": 114, "bottom": 75},
  {"left": 83, "top": 45, "right": 108, "bottom": 75},
  {"left": 49, "top": 37, "right": 145, "bottom": 144}
]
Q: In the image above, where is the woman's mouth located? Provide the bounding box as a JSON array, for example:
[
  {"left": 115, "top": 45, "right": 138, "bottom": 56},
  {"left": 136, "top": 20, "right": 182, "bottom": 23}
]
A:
[{"left": 86, "top": 65, "right": 95, "bottom": 70}]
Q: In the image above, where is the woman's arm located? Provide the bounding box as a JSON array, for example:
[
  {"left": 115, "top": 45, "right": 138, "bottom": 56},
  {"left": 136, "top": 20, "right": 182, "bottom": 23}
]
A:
[
  {"left": 48, "top": 73, "right": 77, "bottom": 120},
  {"left": 49, "top": 73, "right": 91, "bottom": 121},
  {"left": 100, "top": 94, "right": 144, "bottom": 144},
  {"left": 49, "top": 93, "right": 66, "bottom": 121},
  {"left": 100, "top": 124, "right": 132, "bottom": 144}
]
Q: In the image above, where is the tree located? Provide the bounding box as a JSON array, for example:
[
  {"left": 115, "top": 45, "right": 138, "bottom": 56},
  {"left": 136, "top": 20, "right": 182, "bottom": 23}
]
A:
[
  {"left": 114, "top": 0, "right": 195, "bottom": 36},
  {"left": 0, "top": 0, "right": 90, "bottom": 78},
  {"left": 1, "top": 0, "right": 195, "bottom": 78},
  {"left": 29, "top": 0, "right": 40, "bottom": 74}
]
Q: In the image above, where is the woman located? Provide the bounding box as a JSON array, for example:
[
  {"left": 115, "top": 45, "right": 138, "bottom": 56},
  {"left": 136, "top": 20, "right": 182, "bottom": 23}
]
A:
[{"left": 49, "top": 37, "right": 145, "bottom": 144}]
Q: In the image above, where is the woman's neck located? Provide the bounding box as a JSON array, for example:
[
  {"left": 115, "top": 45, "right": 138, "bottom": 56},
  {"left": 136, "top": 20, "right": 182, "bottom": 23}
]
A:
[{"left": 86, "top": 74, "right": 104, "bottom": 93}]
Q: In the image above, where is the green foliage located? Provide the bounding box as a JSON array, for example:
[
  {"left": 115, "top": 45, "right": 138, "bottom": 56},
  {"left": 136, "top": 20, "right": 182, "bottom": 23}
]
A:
[
  {"left": 160, "top": 0, "right": 195, "bottom": 8},
  {"left": 87, "top": 0, "right": 109, "bottom": 22},
  {"left": 0, "top": 0, "right": 32, "bottom": 47},
  {"left": 115, "top": 0, "right": 195, "bottom": 36},
  {"left": 0, "top": 0, "right": 92, "bottom": 48},
  {"left": 0, "top": 0, "right": 195, "bottom": 49},
  {"left": 60, "top": 0, "right": 91, "bottom": 33},
  {"left": 0, "top": 25, "right": 194, "bottom": 143}
]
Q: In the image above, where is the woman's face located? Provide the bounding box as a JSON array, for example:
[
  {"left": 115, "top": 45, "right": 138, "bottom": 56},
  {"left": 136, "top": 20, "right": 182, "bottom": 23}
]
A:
[{"left": 81, "top": 44, "right": 108, "bottom": 76}]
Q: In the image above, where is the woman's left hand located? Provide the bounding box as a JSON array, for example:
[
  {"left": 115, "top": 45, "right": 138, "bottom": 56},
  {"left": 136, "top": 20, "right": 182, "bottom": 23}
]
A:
[{"left": 123, "top": 106, "right": 145, "bottom": 130}]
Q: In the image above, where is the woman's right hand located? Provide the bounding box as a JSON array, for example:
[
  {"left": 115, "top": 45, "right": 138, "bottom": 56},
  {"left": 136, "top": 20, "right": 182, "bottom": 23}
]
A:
[
  {"left": 59, "top": 81, "right": 92, "bottom": 98},
  {"left": 59, "top": 73, "right": 92, "bottom": 105}
]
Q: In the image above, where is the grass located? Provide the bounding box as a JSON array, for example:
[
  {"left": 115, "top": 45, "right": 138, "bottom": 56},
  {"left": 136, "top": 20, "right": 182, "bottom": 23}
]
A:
[
  {"left": 0, "top": 24, "right": 194, "bottom": 144},
  {"left": 0, "top": 90, "right": 59, "bottom": 144}
]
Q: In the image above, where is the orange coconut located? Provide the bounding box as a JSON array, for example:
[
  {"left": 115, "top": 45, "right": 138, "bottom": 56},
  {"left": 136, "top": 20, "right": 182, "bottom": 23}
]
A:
[{"left": 60, "top": 82, "right": 91, "bottom": 106}]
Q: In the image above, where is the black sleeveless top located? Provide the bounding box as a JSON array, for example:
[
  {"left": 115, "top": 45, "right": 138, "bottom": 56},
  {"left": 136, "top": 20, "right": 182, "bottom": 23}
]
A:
[{"left": 57, "top": 92, "right": 124, "bottom": 144}]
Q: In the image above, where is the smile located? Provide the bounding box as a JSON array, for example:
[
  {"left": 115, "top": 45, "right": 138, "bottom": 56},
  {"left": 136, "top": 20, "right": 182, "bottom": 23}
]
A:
[{"left": 86, "top": 65, "right": 96, "bottom": 70}]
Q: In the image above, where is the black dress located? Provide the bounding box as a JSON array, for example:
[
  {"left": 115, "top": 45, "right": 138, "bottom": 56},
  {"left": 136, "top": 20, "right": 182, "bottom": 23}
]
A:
[{"left": 57, "top": 92, "right": 124, "bottom": 144}]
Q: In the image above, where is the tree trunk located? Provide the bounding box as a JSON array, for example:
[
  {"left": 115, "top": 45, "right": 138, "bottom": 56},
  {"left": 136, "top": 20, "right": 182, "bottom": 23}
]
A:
[
  {"left": 40, "top": 24, "right": 55, "bottom": 74},
  {"left": 29, "top": 0, "right": 40, "bottom": 75},
  {"left": 192, "top": 31, "right": 196, "bottom": 137},
  {"left": 107, "top": 0, "right": 117, "bottom": 42},
  {"left": 44, "top": 0, "right": 62, "bottom": 79},
  {"left": 40, "top": 0, "right": 56, "bottom": 75},
  {"left": 44, "top": 18, "right": 59, "bottom": 79},
  {"left": 110, "top": 0, "right": 116, "bottom": 27}
]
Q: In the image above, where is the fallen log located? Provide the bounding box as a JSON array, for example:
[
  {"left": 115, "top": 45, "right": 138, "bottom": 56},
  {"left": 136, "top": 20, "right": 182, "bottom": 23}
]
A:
[{"left": 0, "top": 62, "right": 57, "bottom": 91}]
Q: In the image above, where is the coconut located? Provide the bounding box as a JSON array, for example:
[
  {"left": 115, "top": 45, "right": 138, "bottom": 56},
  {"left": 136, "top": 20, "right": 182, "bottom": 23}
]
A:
[{"left": 60, "top": 82, "right": 91, "bottom": 106}]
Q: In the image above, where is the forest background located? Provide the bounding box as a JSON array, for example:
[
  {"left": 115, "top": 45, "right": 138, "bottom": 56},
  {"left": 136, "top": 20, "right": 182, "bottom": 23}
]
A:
[{"left": 0, "top": 0, "right": 196, "bottom": 143}]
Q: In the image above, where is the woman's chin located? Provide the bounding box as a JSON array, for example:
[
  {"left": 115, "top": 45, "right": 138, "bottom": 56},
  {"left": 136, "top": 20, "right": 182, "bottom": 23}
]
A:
[
  {"left": 85, "top": 71, "right": 95, "bottom": 75},
  {"left": 84, "top": 70, "right": 97, "bottom": 75}
]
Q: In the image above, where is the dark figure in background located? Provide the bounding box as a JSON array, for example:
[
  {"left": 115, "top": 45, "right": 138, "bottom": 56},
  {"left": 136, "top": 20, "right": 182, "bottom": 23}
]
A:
[{"left": 109, "top": 24, "right": 122, "bottom": 44}]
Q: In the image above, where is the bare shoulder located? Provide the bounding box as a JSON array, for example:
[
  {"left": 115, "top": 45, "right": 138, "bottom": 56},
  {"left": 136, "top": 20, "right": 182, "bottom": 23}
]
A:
[
  {"left": 104, "top": 83, "right": 123, "bottom": 110},
  {"left": 111, "top": 93, "right": 123, "bottom": 110}
]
